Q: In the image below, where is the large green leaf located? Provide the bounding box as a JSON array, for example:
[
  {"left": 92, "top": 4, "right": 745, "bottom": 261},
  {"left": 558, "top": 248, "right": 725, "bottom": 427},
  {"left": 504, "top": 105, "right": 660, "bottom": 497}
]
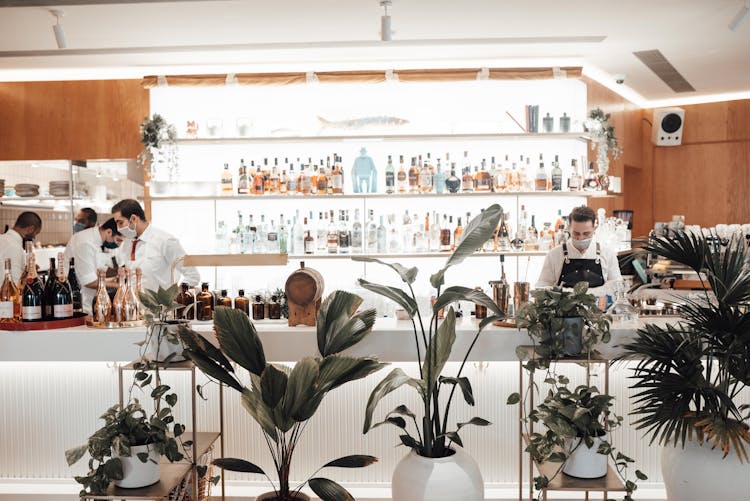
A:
[
  {"left": 430, "top": 204, "right": 503, "bottom": 288},
  {"left": 433, "top": 286, "right": 503, "bottom": 318},
  {"left": 363, "top": 368, "right": 426, "bottom": 433},
  {"left": 357, "top": 278, "right": 417, "bottom": 317},
  {"left": 212, "top": 457, "right": 265, "bottom": 475},
  {"left": 439, "top": 376, "right": 474, "bottom": 405},
  {"left": 65, "top": 444, "right": 87, "bottom": 466},
  {"left": 260, "top": 364, "right": 288, "bottom": 409},
  {"left": 240, "top": 387, "right": 278, "bottom": 440},
  {"left": 351, "top": 256, "right": 418, "bottom": 284},
  {"left": 317, "top": 355, "right": 387, "bottom": 393},
  {"left": 457, "top": 417, "right": 491, "bottom": 430},
  {"left": 183, "top": 346, "right": 243, "bottom": 392},
  {"left": 322, "top": 455, "right": 378, "bottom": 468},
  {"left": 316, "top": 290, "right": 377, "bottom": 356},
  {"left": 179, "top": 327, "right": 234, "bottom": 372},
  {"left": 422, "top": 308, "right": 457, "bottom": 392},
  {"left": 309, "top": 477, "right": 355, "bottom": 501},
  {"left": 281, "top": 357, "right": 320, "bottom": 422},
  {"left": 213, "top": 307, "right": 266, "bottom": 376}
]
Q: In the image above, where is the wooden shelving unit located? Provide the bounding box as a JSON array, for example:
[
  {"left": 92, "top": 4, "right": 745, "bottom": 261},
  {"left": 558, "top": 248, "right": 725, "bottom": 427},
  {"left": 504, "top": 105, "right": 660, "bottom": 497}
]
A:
[{"left": 517, "top": 346, "right": 625, "bottom": 501}]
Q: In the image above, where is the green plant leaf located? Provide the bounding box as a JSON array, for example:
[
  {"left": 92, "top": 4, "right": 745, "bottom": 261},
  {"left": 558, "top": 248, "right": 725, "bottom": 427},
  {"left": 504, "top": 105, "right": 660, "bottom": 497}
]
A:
[
  {"left": 317, "top": 355, "right": 387, "bottom": 393},
  {"left": 309, "top": 477, "right": 355, "bottom": 501},
  {"left": 357, "top": 279, "right": 417, "bottom": 317},
  {"left": 635, "top": 469, "right": 648, "bottom": 480},
  {"left": 260, "top": 364, "right": 288, "bottom": 409},
  {"left": 179, "top": 327, "right": 234, "bottom": 372},
  {"left": 240, "top": 387, "right": 278, "bottom": 440},
  {"left": 433, "top": 286, "right": 503, "bottom": 318},
  {"left": 65, "top": 445, "right": 87, "bottom": 466},
  {"left": 213, "top": 457, "right": 265, "bottom": 474},
  {"left": 399, "top": 434, "right": 421, "bottom": 450},
  {"left": 507, "top": 392, "right": 521, "bottom": 405},
  {"left": 363, "top": 368, "right": 425, "bottom": 433},
  {"left": 423, "top": 308, "right": 457, "bottom": 392},
  {"left": 322, "top": 455, "right": 378, "bottom": 468},
  {"left": 281, "top": 357, "right": 320, "bottom": 421},
  {"left": 372, "top": 416, "right": 407, "bottom": 429},
  {"left": 457, "top": 417, "right": 491, "bottom": 430},
  {"left": 183, "top": 345, "right": 243, "bottom": 392},
  {"left": 351, "top": 257, "right": 418, "bottom": 284},
  {"left": 440, "top": 431, "right": 463, "bottom": 447},
  {"left": 439, "top": 376, "right": 474, "bottom": 405},
  {"left": 213, "top": 307, "right": 266, "bottom": 376},
  {"left": 316, "top": 290, "right": 377, "bottom": 356}
]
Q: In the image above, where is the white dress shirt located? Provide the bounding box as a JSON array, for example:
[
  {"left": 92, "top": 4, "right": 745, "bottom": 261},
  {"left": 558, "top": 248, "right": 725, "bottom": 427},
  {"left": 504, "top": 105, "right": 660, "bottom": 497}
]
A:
[
  {"left": 536, "top": 238, "right": 622, "bottom": 296},
  {"left": 115, "top": 223, "right": 199, "bottom": 293},
  {"left": 63, "top": 226, "right": 112, "bottom": 314},
  {"left": 0, "top": 229, "right": 25, "bottom": 284}
]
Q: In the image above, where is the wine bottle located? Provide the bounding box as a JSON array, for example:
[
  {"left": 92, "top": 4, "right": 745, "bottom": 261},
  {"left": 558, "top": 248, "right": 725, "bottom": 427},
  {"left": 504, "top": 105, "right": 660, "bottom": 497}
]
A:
[
  {"left": 0, "top": 258, "right": 20, "bottom": 322},
  {"left": 92, "top": 268, "right": 111, "bottom": 323},
  {"left": 43, "top": 257, "right": 57, "bottom": 319},
  {"left": 21, "top": 253, "right": 43, "bottom": 322},
  {"left": 52, "top": 253, "right": 73, "bottom": 319},
  {"left": 68, "top": 258, "right": 82, "bottom": 314}
]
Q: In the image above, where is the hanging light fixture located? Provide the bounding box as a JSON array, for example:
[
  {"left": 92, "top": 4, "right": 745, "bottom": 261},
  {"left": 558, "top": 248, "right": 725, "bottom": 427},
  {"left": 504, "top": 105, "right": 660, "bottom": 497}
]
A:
[
  {"left": 50, "top": 9, "right": 67, "bottom": 48},
  {"left": 380, "top": 0, "right": 392, "bottom": 41},
  {"left": 729, "top": 1, "right": 750, "bottom": 31}
]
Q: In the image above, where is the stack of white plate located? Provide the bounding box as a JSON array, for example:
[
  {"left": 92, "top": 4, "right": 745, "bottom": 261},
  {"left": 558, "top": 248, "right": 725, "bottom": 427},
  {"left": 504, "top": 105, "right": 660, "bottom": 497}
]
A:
[
  {"left": 15, "top": 183, "right": 39, "bottom": 197},
  {"left": 49, "top": 180, "right": 70, "bottom": 197}
]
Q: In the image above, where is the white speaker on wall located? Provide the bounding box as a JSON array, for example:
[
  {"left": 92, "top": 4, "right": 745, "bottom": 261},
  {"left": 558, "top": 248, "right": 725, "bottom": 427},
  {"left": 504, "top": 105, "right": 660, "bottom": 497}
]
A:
[{"left": 651, "top": 107, "right": 685, "bottom": 146}]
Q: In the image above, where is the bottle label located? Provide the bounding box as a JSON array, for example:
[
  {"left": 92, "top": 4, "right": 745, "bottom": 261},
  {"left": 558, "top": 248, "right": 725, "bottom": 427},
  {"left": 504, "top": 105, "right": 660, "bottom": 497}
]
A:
[
  {"left": 333, "top": 175, "right": 343, "bottom": 189},
  {"left": 22, "top": 305, "right": 42, "bottom": 320},
  {"left": 385, "top": 172, "right": 395, "bottom": 187},
  {"left": 53, "top": 304, "right": 73, "bottom": 319},
  {"left": 0, "top": 301, "right": 14, "bottom": 318}
]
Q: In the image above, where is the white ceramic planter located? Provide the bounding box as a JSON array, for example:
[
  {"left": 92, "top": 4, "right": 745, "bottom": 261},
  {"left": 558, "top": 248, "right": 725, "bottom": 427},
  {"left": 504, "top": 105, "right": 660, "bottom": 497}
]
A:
[
  {"left": 562, "top": 436, "right": 607, "bottom": 478},
  {"left": 392, "top": 446, "right": 484, "bottom": 501},
  {"left": 148, "top": 322, "right": 188, "bottom": 362},
  {"left": 114, "top": 444, "right": 160, "bottom": 488},
  {"left": 661, "top": 438, "right": 750, "bottom": 501},
  {"left": 255, "top": 492, "right": 310, "bottom": 501}
]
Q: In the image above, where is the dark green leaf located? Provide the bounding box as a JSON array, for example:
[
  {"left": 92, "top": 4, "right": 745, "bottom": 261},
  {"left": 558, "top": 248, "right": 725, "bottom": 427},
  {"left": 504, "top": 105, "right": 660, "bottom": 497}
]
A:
[
  {"left": 322, "top": 455, "right": 378, "bottom": 468},
  {"left": 213, "top": 307, "right": 266, "bottom": 376},
  {"left": 399, "top": 434, "right": 421, "bottom": 450},
  {"left": 439, "top": 376, "right": 474, "bottom": 405},
  {"left": 316, "top": 290, "right": 376, "bottom": 356},
  {"left": 165, "top": 393, "right": 178, "bottom": 407},
  {"left": 423, "top": 308, "right": 456, "bottom": 392},
  {"left": 434, "top": 286, "right": 503, "bottom": 318},
  {"left": 65, "top": 445, "right": 87, "bottom": 466},
  {"left": 442, "top": 431, "right": 463, "bottom": 447},
  {"left": 363, "top": 368, "right": 425, "bottom": 433},
  {"left": 184, "top": 348, "right": 243, "bottom": 392},
  {"left": 507, "top": 392, "right": 521, "bottom": 405},
  {"left": 309, "top": 477, "right": 355, "bottom": 501},
  {"left": 635, "top": 469, "right": 648, "bottom": 480},
  {"left": 260, "top": 364, "right": 288, "bottom": 409},
  {"left": 351, "top": 257, "right": 418, "bottom": 285},
  {"left": 213, "top": 457, "right": 265, "bottom": 474},
  {"left": 357, "top": 279, "right": 417, "bottom": 317},
  {"left": 372, "top": 416, "right": 407, "bottom": 429},
  {"left": 457, "top": 417, "right": 491, "bottom": 430},
  {"left": 282, "top": 357, "right": 319, "bottom": 421}
]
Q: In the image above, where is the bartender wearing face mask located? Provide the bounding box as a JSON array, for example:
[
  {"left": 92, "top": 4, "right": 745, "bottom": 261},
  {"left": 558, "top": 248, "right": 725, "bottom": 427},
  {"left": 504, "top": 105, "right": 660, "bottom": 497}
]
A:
[
  {"left": 73, "top": 208, "right": 97, "bottom": 233},
  {"left": 111, "top": 199, "right": 199, "bottom": 292},
  {"left": 64, "top": 218, "right": 124, "bottom": 314},
  {"left": 0, "top": 211, "right": 42, "bottom": 283},
  {"left": 536, "top": 205, "right": 622, "bottom": 294}
]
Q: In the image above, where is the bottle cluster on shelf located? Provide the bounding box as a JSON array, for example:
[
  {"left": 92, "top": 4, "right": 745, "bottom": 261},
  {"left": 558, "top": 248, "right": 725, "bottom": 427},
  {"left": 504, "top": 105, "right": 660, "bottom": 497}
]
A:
[
  {"left": 174, "top": 283, "right": 284, "bottom": 322},
  {"left": 215, "top": 151, "right": 606, "bottom": 197},
  {"left": 214, "top": 206, "right": 573, "bottom": 257},
  {"left": 91, "top": 266, "right": 143, "bottom": 324}
]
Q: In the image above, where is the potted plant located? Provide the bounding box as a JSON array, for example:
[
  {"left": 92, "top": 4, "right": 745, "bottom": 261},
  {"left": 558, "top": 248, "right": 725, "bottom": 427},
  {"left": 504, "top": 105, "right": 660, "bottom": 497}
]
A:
[
  {"left": 355, "top": 204, "right": 504, "bottom": 501},
  {"left": 138, "top": 113, "right": 179, "bottom": 183},
  {"left": 179, "top": 290, "right": 385, "bottom": 501},
  {"left": 618, "top": 232, "right": 750, "bottom": 501},
  {"left": 515, "top": 282, "right": 611, "bottom": 357},
  {"left": 139, "top": 284, "right": 192, "bottom": 362}
]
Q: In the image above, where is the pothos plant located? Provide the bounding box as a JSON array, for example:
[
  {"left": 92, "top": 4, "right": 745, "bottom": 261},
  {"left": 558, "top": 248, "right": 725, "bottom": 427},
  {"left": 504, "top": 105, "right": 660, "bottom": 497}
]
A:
[
  {"left": 584, "top": 107, "right": 622, "bottom": 159},
  {"left": 508, "top": 282, "right": 646, "bottom": 500},
  {"left": 138, "top": 113, "right": 178, "bottom": 181},
  {"left": 65, "top": 284, "right": 213, "bottom": 496},
  {"left": 356, "top": 204, "right": 505, "bottom": 458}
]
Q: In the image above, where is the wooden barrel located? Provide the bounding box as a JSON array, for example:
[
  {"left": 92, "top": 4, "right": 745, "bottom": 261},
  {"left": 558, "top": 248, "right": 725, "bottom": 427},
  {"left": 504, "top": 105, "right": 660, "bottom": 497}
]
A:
[{"left": 285, "top": 261, "right": 324, "bottom": 306}]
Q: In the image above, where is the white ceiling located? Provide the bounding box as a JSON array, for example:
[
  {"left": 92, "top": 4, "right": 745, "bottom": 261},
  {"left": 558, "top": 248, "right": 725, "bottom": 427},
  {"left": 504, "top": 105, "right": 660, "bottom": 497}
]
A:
[{"left": 0, "top": 0, "right": 749, "bottom": 107}]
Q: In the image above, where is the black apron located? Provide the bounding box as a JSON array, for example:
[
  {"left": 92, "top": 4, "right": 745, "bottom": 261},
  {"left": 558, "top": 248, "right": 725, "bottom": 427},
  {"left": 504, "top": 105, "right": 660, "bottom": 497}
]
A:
[{"left": 557, "top": 242, "right": 605, "bottom": 288}]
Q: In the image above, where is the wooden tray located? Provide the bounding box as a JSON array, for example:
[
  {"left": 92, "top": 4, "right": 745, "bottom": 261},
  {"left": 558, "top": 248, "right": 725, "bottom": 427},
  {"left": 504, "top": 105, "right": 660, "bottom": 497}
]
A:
[
  {"left": 0, "top": 312, "right": 87, "bottom": 331},
  {"left": 86, "top": 319, "right": 145, "bottom": 329}
]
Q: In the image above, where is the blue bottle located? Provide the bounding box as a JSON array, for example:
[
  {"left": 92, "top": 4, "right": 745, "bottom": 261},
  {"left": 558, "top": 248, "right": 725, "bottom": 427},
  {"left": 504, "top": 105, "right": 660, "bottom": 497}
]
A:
[{"left": 433, "top": 160, "right": 446, "bottom": 194}]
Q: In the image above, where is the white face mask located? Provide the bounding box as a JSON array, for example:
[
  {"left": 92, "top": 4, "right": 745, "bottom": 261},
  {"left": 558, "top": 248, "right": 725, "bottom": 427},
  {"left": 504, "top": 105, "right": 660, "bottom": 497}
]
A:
[
  {"left": 573, "top": 238, "right": 592, "bottom": 251},
  {"left": 119, "top": 218, "right": 137, "bottom": 239}
]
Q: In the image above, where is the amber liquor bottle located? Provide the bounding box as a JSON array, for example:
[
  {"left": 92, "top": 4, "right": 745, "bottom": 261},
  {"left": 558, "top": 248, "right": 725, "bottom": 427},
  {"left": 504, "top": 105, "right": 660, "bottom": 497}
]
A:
[{"left": 234, "top": 289, "right": 250, "bottom": 315}]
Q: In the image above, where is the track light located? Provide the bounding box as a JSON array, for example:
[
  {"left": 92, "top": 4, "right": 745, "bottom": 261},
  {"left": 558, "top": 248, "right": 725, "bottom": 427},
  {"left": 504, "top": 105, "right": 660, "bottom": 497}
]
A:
[
  {"left": 50, "top": 9, "right": 66, "bottom": 49},
  {"left": 729, "top": 1, "right": 750, "bottom": 31},
  {"left": 380, "top": 0, "right": 392, "bottom": 41}
]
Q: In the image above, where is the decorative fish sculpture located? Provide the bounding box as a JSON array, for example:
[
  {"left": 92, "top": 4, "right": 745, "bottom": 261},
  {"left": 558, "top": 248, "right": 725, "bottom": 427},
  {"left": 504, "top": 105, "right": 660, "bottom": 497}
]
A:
[{"left": 317, "top": 115, "right": 409, "bottom": 130}]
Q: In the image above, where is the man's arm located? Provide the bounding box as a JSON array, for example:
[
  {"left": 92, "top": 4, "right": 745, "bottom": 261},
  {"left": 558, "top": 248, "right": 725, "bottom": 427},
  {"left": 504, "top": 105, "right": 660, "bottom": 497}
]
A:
[{"left": 535, "top": 249, "right": 561, "bottom": 289}]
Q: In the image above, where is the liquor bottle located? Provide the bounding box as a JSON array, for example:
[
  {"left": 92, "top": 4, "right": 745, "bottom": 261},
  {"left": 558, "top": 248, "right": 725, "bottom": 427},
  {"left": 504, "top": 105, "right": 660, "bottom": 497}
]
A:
[
  {"left": 332, "top": 155, "right": 344, "bottom": 194},
  {"left": 287, "top": 164, "right": 297, "bottom": 193},
  {"left": 196, "top": 282, "right": 214, "bottom": 321},
  {"left": 218, "top": 290, "right": 232, "bottom": 308},
  {"left": 253, "top": 165, "right": 265, "bottom": 194},
  {"left": 237, "top": 159, "right": 250, "bottom": 195},
  {"left": 91, "top": 268, "right": 111, "bottom": 323},
  {"left": 385, "top": 155, "right": 395, "bottom": 194},
  {"left": 445, "top": 164, "right": 461, "bottom": 193},
  {"left": 176, "top": 282, "right": 195, "bottom": 320},
  {"left": 433, "top": 160, "right": 446, "bottom": 194},
  {"left": 326, "top": 210, "right": 339, "bottom": 254},
  {"left": 534, "top": 154, "right": 548, "bottom": 191},
  {"left": 526, "top": 215, "right": 539, "bottom": 251},
  {"left": 418, "top": 156, "right": 433, "bottom": 193},
  {"left": 279, "top": 218, "right": 288, "bottom": 254},
  {"left": 401, "top": 211, "right": 414, "bottom": 252},
  {"left": 124, "top": 267, "right": 140, "bottom": 321},
  {"left": 268, "top": 295, "right": 282, "bottom": 320},
  {"left": 304, "top": 230, "right": 315, "bottom": 254},
  {"left": 0, "top": 258, "right": 20, "bottom": 321},
  {"left": 429, "top": 212, "right": 441, "bottom": 251},
  {"left": 111, "top": 267, "right": 127, "bottom": 322},
  {"left": 497, "top": 214, "right": 511, "bottom": 251},
  {"left": 387, "top": 214, "right": 401, "bottom": 253},
  {"left": 279, "top": 170, "right": 288, "bottom": 194},
  {"left": 584, "top": 161, "right": 600, "bottom": 191},
  {"left": 234, "top": 289, "right": 250, "bottom": 315},
  {"left": 397, "top": 155, "right": 408, "bottom": 193},
  {"left": 440, "top": 214, "right": 452, "bottom": 252},
  {"left": 338, "top": 210, "right": 351, "bottom": 254},
  {"left": 351, "top": 208, "right": 363, "bottom": 253},
  {"left": 21, "top": 253, "right": 43, "bottom": 322},
  {"left": 316, "top": 164, "right": 328, "bottom": 193},
  {"left": 43, "top": 257, "right": 56, "bottom": 319},
  {"left": 266, "top": 219, "right": 279, "bottom": 253},
  {"left": 252, "top": 294, "right": 265, "bottom": 320},
  {"left": 568, "top": 159, "right": 581, "bottom": 191},
  {"left": 325, "top": 157, "right": 334, "bottom": 195},
  {"left": 365, "top": 209, "right": 378, "bottom": 253},
  {"left": 376, "top": 215, "right": 387, "bottom": 253},
  {"left": 490, "top": 156, "right": 504, "bottom": 192},
  {"left": 461, "top": 167, "right": 475, "bottom": 192},
  {"left": 453, "top": 217, "right": 464, "bottom": 250},
  {"left": 67, "top": 257, "right": 82, "bottom": 314},
  {"left": 540, "top": 222, "right": 554, "bottom": 250},
  {"left": 221, "top": 163, "right": 234, "bottom": 195},
  {"left": 475, "top": 159, "right": 492, "bottom": 191},
  {"left": 292, "top": 214, "right": 304, "bottom": 254},
  {"left": 17, "top": 241, "right": 32, "bottom": 289},
  {"left": 317, "top": 212, "right": 328, "bottom": 253},
  {"left": 408, "top": 157, "right": 419, "bottom": 193},
  {"left": 52, "top": 253, "right": 73, "bottom": 320},
  {"left": 268, "top": 166, "right": 280, "bottom": 194},
  {"left": 551, "top": 154, "right": 563, "bottom": 191}
]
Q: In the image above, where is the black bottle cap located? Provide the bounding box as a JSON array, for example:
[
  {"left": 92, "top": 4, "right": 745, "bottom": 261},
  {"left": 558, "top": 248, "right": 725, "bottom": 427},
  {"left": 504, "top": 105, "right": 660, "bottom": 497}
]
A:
[
  {"left": 255, "top": 295, "right": 262, "bottom": 302},
  {"left": 238, "top": 289, "right": 245, "bottom": 296},
  {"left": 221, "top": 289, "right": 228, "bottom": 296}
]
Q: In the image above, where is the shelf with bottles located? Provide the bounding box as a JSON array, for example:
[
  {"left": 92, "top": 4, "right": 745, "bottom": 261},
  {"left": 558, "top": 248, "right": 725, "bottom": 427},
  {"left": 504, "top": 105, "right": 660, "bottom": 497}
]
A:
[{"left": 286, "top": 251, "right": 549, "bottom": 259}]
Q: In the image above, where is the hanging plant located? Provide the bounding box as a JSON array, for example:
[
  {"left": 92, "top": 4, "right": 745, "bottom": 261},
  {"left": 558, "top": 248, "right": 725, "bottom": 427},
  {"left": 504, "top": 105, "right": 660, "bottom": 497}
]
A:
[
  {"left": 138, "top": 114, "right": 179, "bottom": 182},
  {"left": 584, "top": 108, "right": 621, "bottom": 177}
]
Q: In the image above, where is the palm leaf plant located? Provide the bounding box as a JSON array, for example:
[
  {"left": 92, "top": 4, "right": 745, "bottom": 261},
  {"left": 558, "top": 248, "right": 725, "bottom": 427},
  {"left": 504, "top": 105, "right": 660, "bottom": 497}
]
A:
[
  {"left": 618, "top": 232, "right": 750, "bottom": 461},
  {"left": 179, "top": 290, "right": 386, "bottom": 501},
  {"left": 357, "top": 204, "right": 504, "bottom": 458}
]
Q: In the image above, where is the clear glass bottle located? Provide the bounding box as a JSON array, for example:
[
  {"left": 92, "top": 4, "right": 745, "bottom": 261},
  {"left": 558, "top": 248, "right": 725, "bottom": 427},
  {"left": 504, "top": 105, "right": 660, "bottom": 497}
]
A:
[
  {"left": 317, "top": 212, "right": 328, "bottom": 253},
  {"left": 287, "top": 164, "right": 297, "bottom": 193},
  {"left": 21, "top": 253, "right": 43, "bottom": 322},
  {"left": 92, "top": 268, "right": 111, "bottom": 323},
  {"left": 376, "top": 215, "right": 387, "bottom": 253},
  {"left": 221, "top": 162, "right": 234, "bottom": 195},
  {"left": 584, "top": 161, "right": 601, "bottom": 191},
  {"left": 366, "top": 209, "right": 378, "bottom": 254},
  {"left": 331, "top": 155, "right": 344, "bottom": 194},
  {"left": 568, "top": 159, "right": 581, "bottom": 191},
  {"left": 534, "top": 154, "right": 548, "bottom": 191},
  {"left": 237, "top": 159, "right": 250, "bottom": 195},
  {"left": 0, "top": 258, "right": 20, "bottom": 322},
  {"left": 418, "top": 156, "right": 433, "bottom": 193},
  {"left": 461, "top": 168, "right": 475, "bottom": 192},
  {"left": 387, "top": 214, "right": 401, "bottom": 253},
  {"left": 112, "top": 267, "right": 127, "bottom": 322},
  {"left": 253, "top": 165, "right": 265, "bottom": 194},
  {"left": 385, "top": 155, "right": 395, "bottom": 194},
  {"left": 607, "top": 280, "right": 639, "bottom": 327},
  {"left": 551, "top": 154, "right": 563, "bottom": 191},
  {"left": 351, "top": 208, "right": 363, "bottom": 253},
  {"left": 327, "top": 210, "right": 339, "bottom": 254},
  {"left": 453, "top": 217, "right": 463, "bottom": 250}
]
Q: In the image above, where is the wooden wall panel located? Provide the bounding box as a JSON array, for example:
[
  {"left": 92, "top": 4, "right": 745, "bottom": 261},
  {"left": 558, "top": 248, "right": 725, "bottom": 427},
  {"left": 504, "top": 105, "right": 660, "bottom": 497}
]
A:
[{"left": 0, "top": 80, "right": 148, "bottom": 161}]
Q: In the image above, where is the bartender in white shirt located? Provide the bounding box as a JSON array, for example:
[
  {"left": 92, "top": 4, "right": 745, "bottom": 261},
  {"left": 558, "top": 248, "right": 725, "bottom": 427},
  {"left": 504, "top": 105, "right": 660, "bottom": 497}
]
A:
[
  {"left": 536, "top": 205, "right": 622, "bottom": 294},
  {"left": 110, "top": 199, "right": 200, "bottom": 292},
  {"left": 0, "top": 211, "right": 42, "bottom": 283},
  {"left": 63, "top": 218, "right": 124, "bottom": 314}
]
